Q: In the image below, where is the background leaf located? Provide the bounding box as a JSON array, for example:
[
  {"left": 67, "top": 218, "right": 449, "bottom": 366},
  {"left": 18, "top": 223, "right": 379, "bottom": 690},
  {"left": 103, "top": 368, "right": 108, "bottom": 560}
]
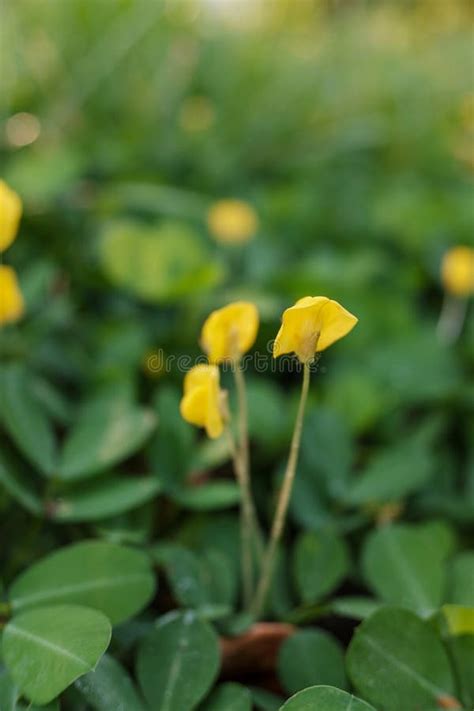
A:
[
  {"left": 293, "top": 530, "right": 349, "bottom": 603},
  {"left": 59, "top": 396, "right": 156, "bottom": 481},
  {"left": 200, "top": 682, "right": 252, "bottom": 711},
  {"left": 347, "top": 607, "right": 458, "bottom": 711},
  {"left": 50, "top": 475, "right": 161, "bottom": 522},
  {"left": 74, "top": 654, "right": 146, "bottom": 711},
  {"left": 362, "top": 522, "right": 451, "bottom": 614},
  {"left": 279, "top": 686, "right": 376, "bottom": 711},
  {"left": 2, "top": 604, "right": 111, "bottom": 705},
  {"left": 0, "top": 365, "right": 57, "bottom": 477},
  {"left": 136, "top": 611, "right": 220, "bottom": 711},
  {"left": 277, "top": 630, "right": 347, "bottom": 695},
  {"left": 9, "top": 541, "right": 155, "bottom": 624}
]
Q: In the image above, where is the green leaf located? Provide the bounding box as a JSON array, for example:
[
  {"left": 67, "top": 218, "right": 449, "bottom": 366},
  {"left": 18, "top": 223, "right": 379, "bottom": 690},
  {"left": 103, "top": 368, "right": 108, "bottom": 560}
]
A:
[
  {"left": 0, "top": 450, "right": 43, "bottom": 515},
  {"left": 328, "top": 596, "right": 381, "bottom": 620},
  {"left": 449, "top": 552, "right": 474, "bottom": 606},
  {"left": 2, "top": 604, "right": 111, "bottom": 705},
  {"left": 153, "top": 545, "right": 236, "bottom": 612},
  {"left": 59, "top": 397, "right": 156, "bottom": 481},
  {"left": 148, "top": 385, "right": 195, "bottom": 491},
  {"left": 9, "top": 540, "right": 155, "bottom": 625},
  {"left": 174, "top": 481, "right": 241, "bottom": 510},
  {"left": 293, "top": 530, "right": 349, "bottom": 603},
  {"left": 201, "top": 682, "right": 252, "bottom": 711},
  {"left": 347, "top": 607, "right": 459, "bottom": 711},
  {"left": 75, "top": 654, "right": 146, "bottom": 711},
  {"left": 0, "top": 365, "right": 57, "bottom": 477},
  {"left": 100, "top": 220, "right": 224, "bottom": 303},
  {"left": 277, "top": 630, "right": 347, "bottom": 695},
  {"left": 346, "top": 422, "right": 438, "bottom": 504},
  {"left": 136, "top": 611, "right": 220, "bottom": 711},
  {"left": 445, "top": 634, "right": 474, "bottom": 709},
  {"left": 250, "top": 687, "right": 283, "bottom": 711},
  {"left": 50, "top": 475, "right": 161, "bottom": 522},
  {"left": 362, "top": 522, "right": 449, "bottom": 615},
  {"left": 0, "top": 668, "right": 18, "bottom": 711},
  {"left": 442, "top": 604, "right": 474, "bottom": 636},
  {"left": 279, "top": 686, "right": 376, "bottom": 711}
]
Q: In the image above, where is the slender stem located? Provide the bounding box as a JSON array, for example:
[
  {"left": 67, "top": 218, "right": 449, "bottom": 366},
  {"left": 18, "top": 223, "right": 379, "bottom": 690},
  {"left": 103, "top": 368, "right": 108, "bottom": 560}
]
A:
[
  {"left": 225, "top": 427, "right": 254, "bottom": 608},
  {"left": 436, "top": 293, "right": 468, "bottom": 345},
  {"left": 233, "top": 361, "right": 264, "bottom": 561},
  {"left": 251, "top": 362, "right": 311, "bottom": 618}
]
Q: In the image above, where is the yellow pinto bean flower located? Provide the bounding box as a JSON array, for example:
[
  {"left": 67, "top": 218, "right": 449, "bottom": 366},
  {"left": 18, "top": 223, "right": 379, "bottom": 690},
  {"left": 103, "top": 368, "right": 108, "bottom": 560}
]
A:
[
  {"left": 0, "top": 180, "right": 23, "bottom": 252},
  {"left": 441, "top": 246, "right": 474, "bottom": 297},
  {"left": 201, "top": 301, "right": 259, "bottom": 364},
  {"left": 274, "top": 296, "right": 358, "bottom": 363},
  {"left": 207, "top": 199, "right": 259, "bottom": 245},
  {"left": 180, "top": 364, "right": 225, "bottom": 439},
  {"left": 0, "top": 265, "right": 25, "bottom": 326}
]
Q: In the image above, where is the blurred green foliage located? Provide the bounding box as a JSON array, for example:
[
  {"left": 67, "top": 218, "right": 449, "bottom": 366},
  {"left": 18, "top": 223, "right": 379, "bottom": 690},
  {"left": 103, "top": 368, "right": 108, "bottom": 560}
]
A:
[{"left": 0, "top": 0, "right": 473, "bottom": 708}]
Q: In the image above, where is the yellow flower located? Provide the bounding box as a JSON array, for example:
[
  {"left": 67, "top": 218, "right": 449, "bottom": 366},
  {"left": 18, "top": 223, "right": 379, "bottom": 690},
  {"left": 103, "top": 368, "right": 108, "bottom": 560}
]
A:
[
  {"left": 0, "top": 265, "right": 25, "bottom": 326},
  {"left": 441, "top": 246, "right": 474, "bottom": 297},
  {"left": 0, "top": 180, "right": 23, "bottom": 252},
  {"left": 201, "top": 301, "right": 259, "bottom": 363},
  {"left": 274, "top": 296, "right": 358, "bottom": 363},
  {"left": 207, "top": 199, "right": 258, "bottom": 245},
  {"left": 180, "top": 364, "right": 225, "bottom": 439}
]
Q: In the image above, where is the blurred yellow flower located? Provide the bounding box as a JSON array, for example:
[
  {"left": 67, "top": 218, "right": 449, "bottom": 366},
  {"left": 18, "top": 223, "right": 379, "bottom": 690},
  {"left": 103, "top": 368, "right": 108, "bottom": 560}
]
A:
[
  {"left": 0, "top": 265, "right": 25, "bottom": 326},
  {"left": 207, "top": 199, "right": 258, "bottom": 245},
  {"left": 441, "top": 246, "right": 474, "bottom": 297},
  {"left": 201, "top": 301, "right": 259, "bottom": 363},
  {"left": 180, "top": 364, "right": 225, "bottom": 439},
  {"left": 0, "top": 180, "right": 22, "bottom": 252},
  {"left": 274, "top": 296, "right": 358, "bottom": 363}
]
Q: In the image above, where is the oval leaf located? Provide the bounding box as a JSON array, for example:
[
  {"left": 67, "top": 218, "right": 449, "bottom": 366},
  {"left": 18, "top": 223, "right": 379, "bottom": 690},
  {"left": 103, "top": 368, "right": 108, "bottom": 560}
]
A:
[
  {"left": 0, "top": 365, "right": 57, "bottom": 477},
  {"left": 59, "top": 397, "right": 156, "bottom": 481},
  {"left": 279, "top": 686, "right": 376, "bottom": 711},
  {"left": 293, "top": 530, "right": 349, "bottom": 603},
  {"left": 2, "top": 605, "right": 111, "bottom": 705},
  {"left": 362, "top": 523, "right": 448, "bottom": 615},
  {"left": 9, "top": 541, "right": 155, "bottom": 625},
  {"left": 136, "top": 611, "right": 220, "bottom": 711},
  {"left": 75, "top": 654, "right": 146, "bottom": 711},
  {"left": 174, "top": 482, "right": 240, "bottom": 510},
  {"left": 50, "top": 476, "right": 161, "bottom": 522},
  {"left": 347, "top": 607, "right": 459, "bottom": 711},
  {"left": 277, "top": 630, "right": 347, "bottom": 695},
  {"left": 201, "top": 682, "right": 252, "bottom": 711}
]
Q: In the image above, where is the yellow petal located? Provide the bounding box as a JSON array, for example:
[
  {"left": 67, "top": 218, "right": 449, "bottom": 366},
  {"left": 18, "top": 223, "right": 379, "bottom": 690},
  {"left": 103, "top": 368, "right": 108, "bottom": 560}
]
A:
[
  {"left": 184, "top": 363, "right": 220, "bottom": 395},
  {"left": 207, "top": 199, "right": 258, "bottom": 245},
  {"left": 274, "top": 296, "right": 357, "bottom": 362},
  {"left": 180, "top": 364, "right": 224, "bottom": 439},
  {"left": 441, "top": 246, "right": 474, "bottom": 297},
  {"left": 0, "top": 181, "right": 22, "bottom": 252},
  {"left": 201, "top": 301, "right": 259, "bottom": 363},
  {"left": 317, "top": 299, "right": 359, "bottom": 351},
  {"left": 0, "top": 265, "right": 25, "bottom": 326}
]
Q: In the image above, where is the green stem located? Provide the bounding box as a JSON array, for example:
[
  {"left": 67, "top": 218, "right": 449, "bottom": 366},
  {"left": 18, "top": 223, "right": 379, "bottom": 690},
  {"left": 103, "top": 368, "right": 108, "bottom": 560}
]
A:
[
  {"left": 251, "top": 362, "right": 311, "bottom": 618},
  {"left": 225, "top": 427, "right": 254, "bottom": 609},
  {"left": 233, "top": 361, "right": 264, "bottom": 562},
  {"left": 436, "top": 293, "right": 468, "bottom": 345}
]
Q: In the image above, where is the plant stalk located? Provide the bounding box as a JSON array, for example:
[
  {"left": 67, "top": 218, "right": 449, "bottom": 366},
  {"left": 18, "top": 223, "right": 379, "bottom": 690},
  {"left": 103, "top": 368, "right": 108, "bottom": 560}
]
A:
[
  {"left": 251, "top": 362, "right": 311, "bottom": 618},
  {"left": 233, "top": 361, "right": 264, "bottom": 562},
  {"left": 436, "top": 293, "right": 468, "bottom": 345},
  {"left": 225, "top": 427, "right": 254, "bottom": 608}
]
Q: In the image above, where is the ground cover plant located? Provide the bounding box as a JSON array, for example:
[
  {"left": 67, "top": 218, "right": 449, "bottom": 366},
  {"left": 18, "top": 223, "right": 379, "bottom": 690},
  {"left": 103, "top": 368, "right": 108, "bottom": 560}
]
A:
[{"left": 0, "top": 0, "right": 473, "bottom": 709}]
